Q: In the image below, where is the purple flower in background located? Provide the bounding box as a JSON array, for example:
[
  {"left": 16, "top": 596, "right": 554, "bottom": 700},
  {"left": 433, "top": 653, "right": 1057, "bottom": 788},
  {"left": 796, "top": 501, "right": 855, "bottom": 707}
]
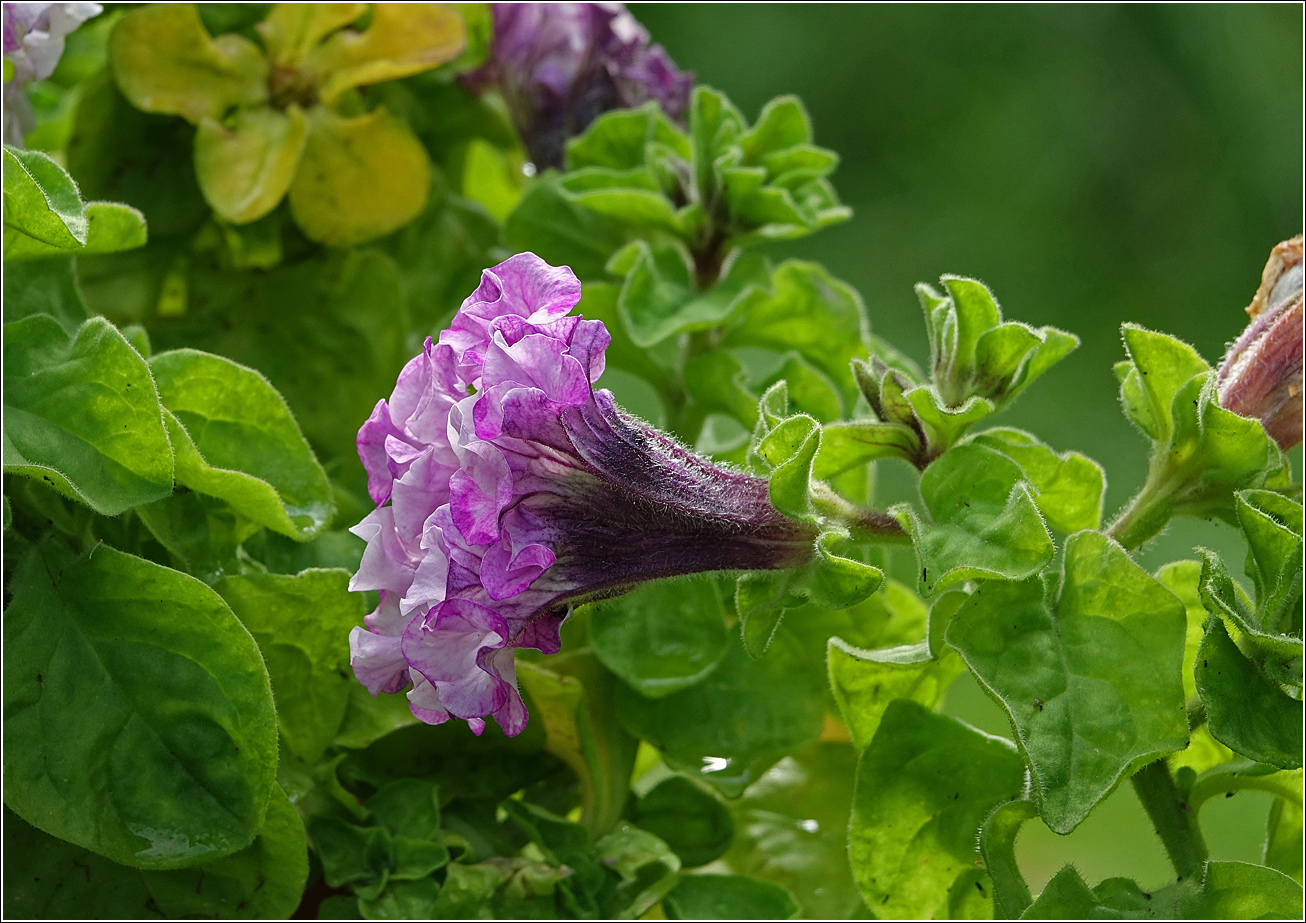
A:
[
  {"left": 1218, "top": 235, "right": 1304, "bottom": 452},
  {"left": 350, "top": 253, "right": 813, "bottom": 735},
  {"left": 469, "top": 2, "right": 693, "bottom": 170},
  {"left": 2, "top": 2, "right": 100, "bottom": 145}
]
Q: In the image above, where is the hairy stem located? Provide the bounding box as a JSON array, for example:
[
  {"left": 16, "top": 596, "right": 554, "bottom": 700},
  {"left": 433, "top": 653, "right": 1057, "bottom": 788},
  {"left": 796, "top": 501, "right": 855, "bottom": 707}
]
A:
[{"left": 1131, "top": 759, "right": 1208, "bottom": 881}]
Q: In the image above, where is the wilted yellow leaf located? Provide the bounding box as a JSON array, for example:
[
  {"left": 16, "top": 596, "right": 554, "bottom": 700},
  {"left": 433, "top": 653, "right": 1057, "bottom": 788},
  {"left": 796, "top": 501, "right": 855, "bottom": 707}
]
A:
[
  {"left": 195, "top": 106, "right": 308, "bottom": 224},
  {"left": 287, "top": 107, "right": 432, "bottom": 247},
  {"left": 311, "top": 3, "right": 466, "bottom": 105},
  {"left": 258, "top": 3, "right": 367, "bottom": 69},
  {"left": 110, "top": 4, "right": 268, "bottom": 124}
]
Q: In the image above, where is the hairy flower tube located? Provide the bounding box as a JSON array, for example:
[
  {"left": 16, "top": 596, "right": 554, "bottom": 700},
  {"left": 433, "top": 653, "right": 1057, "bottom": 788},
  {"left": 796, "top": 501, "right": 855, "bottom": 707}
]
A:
[
  {"left": 2, "top": 1, "right": 101, "bottom": 145},
  {"left": 469, "top": 2, "right": 693, "bottom": 170},
  {"left": 1218, "top": 234, "right": 1304, "bottom": 452},
  {"left": 349, "top": 253, "right": 815, "bottom": 735}
]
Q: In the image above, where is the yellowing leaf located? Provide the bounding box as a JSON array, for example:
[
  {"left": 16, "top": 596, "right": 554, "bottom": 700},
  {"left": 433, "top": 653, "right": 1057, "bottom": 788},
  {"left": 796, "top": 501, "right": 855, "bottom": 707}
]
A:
[
  {"left": 195, "top": 105, "right": 308, "bottom": 224},
  {"left": 287, "top": 106, "right": 431, "bottom": 246},
  {"left": 311, "top": 3, "right": 466, "bottom": 104},
  {"left": 258, "top": 3, "right": 367, "bottom": 68},
  {"left": 110, "top": 4, "right": 269, "bottom": 124}
]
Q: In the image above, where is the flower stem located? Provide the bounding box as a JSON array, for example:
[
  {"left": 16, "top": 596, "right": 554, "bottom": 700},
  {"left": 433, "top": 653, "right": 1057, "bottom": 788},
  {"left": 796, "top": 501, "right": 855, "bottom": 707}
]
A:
[
  {"left": 1106, "top": 468, "right": 1180, "bottom": 552},
  {"left": 1130, "top": 759, "right": 1208, "bottom": 881},
  {"left": 810, "top": 483, "right": 911, "bottom": 544}
]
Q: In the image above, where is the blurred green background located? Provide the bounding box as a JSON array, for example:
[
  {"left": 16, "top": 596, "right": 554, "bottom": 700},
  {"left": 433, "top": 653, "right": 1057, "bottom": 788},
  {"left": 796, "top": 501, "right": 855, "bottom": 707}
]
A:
[{"left": 638, "top": 0, "right": 1303, "bottom": 895}]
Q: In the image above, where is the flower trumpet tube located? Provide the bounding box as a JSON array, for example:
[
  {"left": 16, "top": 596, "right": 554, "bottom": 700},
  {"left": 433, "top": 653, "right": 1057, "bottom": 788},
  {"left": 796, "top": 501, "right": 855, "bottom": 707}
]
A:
[
  {"left": 349, "top": 253, "right": 816, "bottom": 735},
  {"left": 1217, "top": 234, "right": 1304, "bottom": 452}
]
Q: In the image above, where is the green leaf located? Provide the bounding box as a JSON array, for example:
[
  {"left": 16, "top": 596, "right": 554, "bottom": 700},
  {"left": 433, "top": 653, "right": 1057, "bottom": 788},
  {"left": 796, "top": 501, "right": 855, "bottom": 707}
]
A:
[
  {"left": 288, "top": 106, "right": 431, "bottom": 247},
  {"left": 194, "top": 104, "right": 307, "bottom": 224},
  {"left": 1024, "top": 860, "right": 1304, "bottom": 919},
  {"left": 135, "top": 488, "right": 260, "bottom": 582},
  {"left": 140, "top": 785, "right": 309, "bottom": 919},
  {"left": 828, "top": 635, "right": 964, "bottom": 752},
  {"left": 504, "top": 173, "right": 629, "bottom": 280},
  {"left": 945, "top": 530, "right": 1189, "bottom": 833},
  {"left": 717, "top": 742, "right": 867, "bottom": 919},
  {"left": 617, "top": 243, "right": 770, "bottom": 347},
  {"left": 3, "top": 542, "right": 278, "bottom": 869},
  {"left": 979, "top": 800, "right": 1039, "bottom": 920},
  {"left": 216, "top": 569, "right": 364, "bottom": 763},
  {"left": 3, "top": 314, "right": 173, "bottom": 516},
  {"left": 1, "top": 258, "right": 89, "bottom": 333},
  {"left": 663, "top": 874, "right": 798, "bottom": 921},
  {"left": 719, "top": 260, "right": 869, "bottom": 405},
  {"left": 758, "top": 414, "right": 820, "bottom": 521},
  {"left": 738, "top": 95, "right": 812, "bottom": 162},
  {"left": 359, "top": 878, "right": 442, "bottom": 920},
  {"left": 1119, "top": 324, "right": 1211, "bottom": 444},
  {"left": 1154, "top": 559, "right": 1209, "bottom": 702},
  {"left": 1236, "top": 489, "right": 1303, "bottom": 638},
  {"left": 594, "top": 825, "right": 681, "bottom": 918},
  {"left": 941, "top": 276, "right": 1002, "bottom": 383},
  {"left": 900, "top": 442, "right": 1054, "bottom": 596},
  {"left": 2, "top": 807, "right": 155, "bottom": 919},
  {"left": 589, "top": 578, "right": 730, "bottom": 699},
  {"left": 618, "top": 629, "right": 825, "bottom": 797},
  {"left": 1195, "top": 617, "right": 1302, "bottom": 769},
  {"left": 969, "top": 427, "right": 1105, "bottom": 532},
  {"left": 567, "top": 102, "right": 685, "bottom": 171},
  {"left": 1266, "top": 796, "right": 1304, "bottom": 883},
  {"left": 630, "top": 776, "right": 733, "bottom": 868},
  {"left": 562, "top": 171, "right": 686, "bottom": 234},
  {"left": 310, "top": 816, "right": 390, "bottom": 889},
  {"left": 150, "top": 349, "right": 333, "bottom": 540},
  {"left": 2, "top": 147, "right": 144, "bottom": 261},
  {"left": 109, "top": 3, "right": 269, "bottom": 124},
  {"left": 4, "top": 146, "right": 86, "bottom": 250},
  {"left": 814, "top": 421, "right": 921, "bottom": 477},
  {"left": 689, "top": 85, "right": 745, "bottom": 202},
  {"left": 433, "top": 862, "right": 510, "bottom": 919},
  {"left": 906, "top": 386, "right": 994, "bottom": 452},
  {"left": 849, "top": 699, "right": 1025, "bottom": 919},
  {"left": 1195, "top": 547, "right": 1303, "bottom": 686}
]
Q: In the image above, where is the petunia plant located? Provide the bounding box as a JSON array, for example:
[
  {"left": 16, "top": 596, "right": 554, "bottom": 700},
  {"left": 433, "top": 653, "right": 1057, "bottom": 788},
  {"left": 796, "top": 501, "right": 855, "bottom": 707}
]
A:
[{"left": 3, "top": 4, "right": 1303, "bottom": 921}]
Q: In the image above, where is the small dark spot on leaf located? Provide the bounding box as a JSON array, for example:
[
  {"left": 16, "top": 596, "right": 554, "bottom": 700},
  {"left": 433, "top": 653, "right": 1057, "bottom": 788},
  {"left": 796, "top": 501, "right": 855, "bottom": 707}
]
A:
[
  {"left": 1225, "top": 791, "right": 1235, "bottom": 798},
  {"left": 1034, "top": 698, "right": 1043, "bottom": 711},
  {"left": 975, "top": 881, "right": 986, "bottom": 894}
]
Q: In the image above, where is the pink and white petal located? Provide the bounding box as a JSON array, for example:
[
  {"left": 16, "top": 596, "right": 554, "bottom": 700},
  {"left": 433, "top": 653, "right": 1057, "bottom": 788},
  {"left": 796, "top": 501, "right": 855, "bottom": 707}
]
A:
[
  {"left": 349, "top": 625, "right": 411, "bottom": 696},
  {"left": 349, "top": 507, "right": 418, "bottom": 594},
  {"left": 407, "top": 674, "right": 452, "bottom": 726}
]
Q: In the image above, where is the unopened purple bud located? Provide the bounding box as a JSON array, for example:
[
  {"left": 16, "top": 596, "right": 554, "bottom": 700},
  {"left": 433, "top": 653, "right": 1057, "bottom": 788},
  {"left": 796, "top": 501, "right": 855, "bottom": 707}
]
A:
[
  {"left": 1217, "top": 235, "right": 1304, "bottom": 452},
  {"left": 349, "top": 253, "right": 813, "bottom": 736},
  {"left": 468, "top": 2, "right": 693, "bottom": 170}
]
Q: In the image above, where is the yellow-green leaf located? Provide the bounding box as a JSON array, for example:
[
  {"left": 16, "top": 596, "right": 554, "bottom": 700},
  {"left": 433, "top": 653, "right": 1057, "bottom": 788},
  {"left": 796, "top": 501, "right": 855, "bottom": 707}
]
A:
[
  {"left": 110, "top": 4, "right": 269, "bottom": 124},
  {"left": 195, "top": 105, "right": 308, "bottom": 224},
  {"left": 257, "top": 2, "right": 367, "bottom": 67},
  {"left": 288, "top": 106, "right": 431, "bottom": 246},
  {"left": 310, "top": 2, "right": 466, "bottom": 104}
]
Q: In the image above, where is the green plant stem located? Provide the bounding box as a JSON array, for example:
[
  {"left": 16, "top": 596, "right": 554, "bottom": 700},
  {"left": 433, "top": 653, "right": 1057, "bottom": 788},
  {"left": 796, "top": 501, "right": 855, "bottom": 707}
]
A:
[
  {"left": 810, "top": 483, "right": 911, "bottom": 544},
  {"left": 1130, "top": 758, "right": 1208, "bottom": 881},
  {"left": 1106, "top": 468, "right": 1180, "bottom": 551}
]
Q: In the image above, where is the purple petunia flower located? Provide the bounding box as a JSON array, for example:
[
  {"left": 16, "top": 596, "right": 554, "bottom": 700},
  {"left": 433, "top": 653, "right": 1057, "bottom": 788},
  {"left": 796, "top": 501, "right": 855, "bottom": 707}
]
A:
[
  {"left": 2, "top": 2, "right": 101, "bottom": 145},
  {"left": 469, "top": 2, "right": 693, "bottom": 170},
  {"left": 350, "top": 253, "right": 814, "bottom": 736}
]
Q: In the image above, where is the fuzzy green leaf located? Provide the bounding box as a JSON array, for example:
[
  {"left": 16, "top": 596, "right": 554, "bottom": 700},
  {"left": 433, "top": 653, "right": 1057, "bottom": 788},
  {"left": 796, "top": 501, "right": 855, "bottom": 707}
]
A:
[
  {"left": 3, "top": 315, "right": 173, "bottom": 516},
  {"left": 664, "top": 874, "right": 798, "bottom": 921},
  {"left": 3, "top": 542, "right": 277, "bottom": 869},
  {"left": 849, "top": 699, "right": 1025, "bottom": 919},
  {"left": 150, "top": 349, "right": 333, "bottom": 540},
  {"left": 900, "top": 442, "right": 1054, "bottom": 596},
  {"left": 946, "top": 531, "right": 1189, "bottom": 833},
  {"left": 589, "top": 578, "right": 730, "bottom": 699}
]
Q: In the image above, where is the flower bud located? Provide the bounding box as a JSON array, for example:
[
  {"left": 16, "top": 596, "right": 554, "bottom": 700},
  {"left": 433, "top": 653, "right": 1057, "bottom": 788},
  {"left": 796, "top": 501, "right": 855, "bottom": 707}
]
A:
[
  {"left": 465, "top": 3, "right": 692, "bottom": 170},
  {"left": 1217, "top": 235, "right": 1304, "bottom": 451}
]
